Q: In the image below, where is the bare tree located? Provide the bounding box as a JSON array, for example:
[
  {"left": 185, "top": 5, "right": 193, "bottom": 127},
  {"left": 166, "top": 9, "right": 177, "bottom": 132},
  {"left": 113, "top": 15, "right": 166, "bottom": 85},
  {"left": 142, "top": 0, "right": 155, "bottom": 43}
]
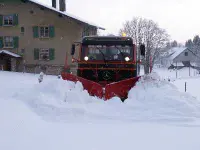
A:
[{"left": 119, "top": 17, "right": 169, "bottom": 74}]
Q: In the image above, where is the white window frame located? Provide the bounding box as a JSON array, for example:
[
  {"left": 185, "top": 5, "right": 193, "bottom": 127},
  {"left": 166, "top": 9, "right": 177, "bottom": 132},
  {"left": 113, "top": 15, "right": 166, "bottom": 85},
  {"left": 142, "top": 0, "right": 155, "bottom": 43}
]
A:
[
  {"left": 39, "top": 26, "right": 49, "bottom": 38},
  {"left": 39, "top": 49, "right": 49, "bottom": 60},
  {"left": 3, "top": 36, "right": 14, "bottom": 48},
  {"left": 3, "top": 15, "right": 13, "bottom": 26}
]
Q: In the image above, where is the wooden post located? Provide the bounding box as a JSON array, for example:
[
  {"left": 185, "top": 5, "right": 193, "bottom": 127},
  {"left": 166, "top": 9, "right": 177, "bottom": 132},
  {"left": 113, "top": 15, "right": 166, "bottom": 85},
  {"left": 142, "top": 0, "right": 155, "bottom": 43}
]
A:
[
  {"left": 176, "top": 61, "right": 177, "bottom": 78},
  {"left": 185, "top": 82, "right": 187, "bottom": 92},
  {"left": 189, "top": 66, "right": 191, "bottom": 76}
]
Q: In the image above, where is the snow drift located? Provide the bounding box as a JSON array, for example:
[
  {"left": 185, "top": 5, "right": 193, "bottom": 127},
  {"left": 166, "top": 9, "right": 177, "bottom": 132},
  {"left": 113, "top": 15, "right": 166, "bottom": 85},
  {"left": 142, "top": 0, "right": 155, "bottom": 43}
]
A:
[
  {"left": 12, "top": 71, "right": 200, "bottom": 124},
  {"left": 1, "top": 71, "right": 200, "bottom": 150},
  {"left": 125, "top": 72, "right": 200, "bottom": 122}
]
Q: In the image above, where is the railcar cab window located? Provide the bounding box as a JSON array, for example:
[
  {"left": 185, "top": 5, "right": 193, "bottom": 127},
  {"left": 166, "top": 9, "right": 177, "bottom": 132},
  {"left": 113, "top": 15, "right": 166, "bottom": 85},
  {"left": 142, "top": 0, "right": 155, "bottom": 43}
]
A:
[{"left": 82, "top": 45, "right": 133, "bottom": 61}]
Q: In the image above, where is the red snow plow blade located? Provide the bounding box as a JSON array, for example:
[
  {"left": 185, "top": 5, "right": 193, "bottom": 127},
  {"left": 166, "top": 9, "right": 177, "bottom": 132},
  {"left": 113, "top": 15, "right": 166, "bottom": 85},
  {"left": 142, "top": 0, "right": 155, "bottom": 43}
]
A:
[
  {"left": 61, "top": 73, "right": 103, "bottom": 99},
  {"left": 104, "top": 76, "right": 140, "bottom": 100},
  {"left": 61, "top": 72, "right": 140, "bottom": 100}
]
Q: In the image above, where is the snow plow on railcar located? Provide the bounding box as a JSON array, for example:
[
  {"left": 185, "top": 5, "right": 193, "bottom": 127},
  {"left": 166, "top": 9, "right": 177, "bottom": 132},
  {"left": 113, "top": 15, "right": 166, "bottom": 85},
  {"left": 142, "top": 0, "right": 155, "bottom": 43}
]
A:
[{"left": 61, "top": 35, "right": 145, "bottom": 101}]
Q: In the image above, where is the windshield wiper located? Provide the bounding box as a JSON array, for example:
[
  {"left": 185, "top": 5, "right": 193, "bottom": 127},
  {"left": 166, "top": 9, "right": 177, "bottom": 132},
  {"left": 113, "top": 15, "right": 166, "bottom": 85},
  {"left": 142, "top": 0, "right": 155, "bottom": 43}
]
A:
[
  {"left": 115, "top": 47, "right": 125, "bottom": 60},
  {"left": 96, "top": 47, "right": 107, "bottom": 63}
]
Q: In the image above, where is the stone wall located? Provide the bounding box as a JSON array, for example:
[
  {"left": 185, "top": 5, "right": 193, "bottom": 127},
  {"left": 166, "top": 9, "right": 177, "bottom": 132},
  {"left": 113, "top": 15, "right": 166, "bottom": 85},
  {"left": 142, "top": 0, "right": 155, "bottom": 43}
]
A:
[{"left": 23, "top": 64, "right": 64, "bottom": 75}]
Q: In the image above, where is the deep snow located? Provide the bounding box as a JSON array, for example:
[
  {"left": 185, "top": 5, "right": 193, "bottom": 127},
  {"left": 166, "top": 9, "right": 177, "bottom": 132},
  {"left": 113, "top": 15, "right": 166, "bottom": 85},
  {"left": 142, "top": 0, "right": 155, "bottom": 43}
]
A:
[
  {"left": 1, "top": 70, "right": 200, "bottom": 150},
  {"left": 6, "top": 71, "right": 200, "bottom": 124},
  {"left": 155, "top": 67, "right": 200, "bottom": 100},
  {"left": 156, "top": 67, "right": 199, "bottom": 80}
]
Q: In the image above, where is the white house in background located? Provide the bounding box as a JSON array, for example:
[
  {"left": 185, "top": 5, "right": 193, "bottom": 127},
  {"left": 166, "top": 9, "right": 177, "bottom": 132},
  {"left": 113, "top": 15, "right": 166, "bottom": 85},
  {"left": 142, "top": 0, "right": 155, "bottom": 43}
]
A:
[{"left": 161, "top": 47, "right": 199, "bottom": 68}]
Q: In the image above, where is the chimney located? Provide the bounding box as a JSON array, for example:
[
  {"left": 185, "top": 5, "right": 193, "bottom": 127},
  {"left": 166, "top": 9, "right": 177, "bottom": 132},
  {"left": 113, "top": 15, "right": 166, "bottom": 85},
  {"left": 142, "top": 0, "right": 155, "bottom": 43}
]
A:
[
  {"left": 59, "top": 0, "right": 66, "bottom": 12},
  {"left": 52, "top": 0, "right": 56, "bottom": 9}
]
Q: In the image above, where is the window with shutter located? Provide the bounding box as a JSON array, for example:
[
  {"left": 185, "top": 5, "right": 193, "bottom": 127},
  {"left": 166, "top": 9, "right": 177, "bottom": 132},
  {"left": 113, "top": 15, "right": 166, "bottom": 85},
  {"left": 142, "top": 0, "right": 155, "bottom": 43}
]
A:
[
  {"left": 33, "top": 26, "right": 55, "bottom": 38},
  {"left": 3, "top": 36, "right": 14, "bottom": 48},
  {"left": 39, "top": 26, "right": 49, "bottom": 38},
  {"left": 3, "top": 15, "right": 13, "bottom": 26},
  {"left": 39, "top": 49, "right": 49, "bottom": 60},
  {"left": 34, "top": 48, "right": 55, "bottom": 61}
]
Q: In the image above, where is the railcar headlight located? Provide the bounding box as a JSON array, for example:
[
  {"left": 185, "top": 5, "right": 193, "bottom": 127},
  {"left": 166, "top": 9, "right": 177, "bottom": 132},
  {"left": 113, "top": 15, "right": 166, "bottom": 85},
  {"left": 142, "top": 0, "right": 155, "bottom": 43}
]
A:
[
  {"left": 84, "top": 56, "right": 89, "bottom": 61},
  {"left": 125, "top": 57, "right": 130, "bottom": 61}
]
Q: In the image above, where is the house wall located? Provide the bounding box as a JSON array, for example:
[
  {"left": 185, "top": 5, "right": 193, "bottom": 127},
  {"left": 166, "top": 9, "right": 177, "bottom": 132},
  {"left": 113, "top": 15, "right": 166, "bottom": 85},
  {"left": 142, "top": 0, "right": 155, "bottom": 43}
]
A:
[
  {"left": 173, "top": 49, "right": 198, "bottom": 63},
  {"left": 0, "top": 1, "right": 97, "bottom": 75},
  {"left": 161, "top": 58, "right": 173, "bottom": 67}
]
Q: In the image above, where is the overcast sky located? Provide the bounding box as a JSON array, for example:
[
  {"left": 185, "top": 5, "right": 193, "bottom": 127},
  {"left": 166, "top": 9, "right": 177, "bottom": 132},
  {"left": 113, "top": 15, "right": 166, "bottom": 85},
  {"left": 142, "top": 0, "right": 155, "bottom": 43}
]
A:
[{"left": 40, "top": 0, "right": 200, "bottom": 44}]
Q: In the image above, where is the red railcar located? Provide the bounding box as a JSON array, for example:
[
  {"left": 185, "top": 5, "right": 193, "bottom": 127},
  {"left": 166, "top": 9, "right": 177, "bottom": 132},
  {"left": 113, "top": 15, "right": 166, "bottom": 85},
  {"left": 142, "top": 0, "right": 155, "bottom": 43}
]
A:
[{"left": 61, "top": 36, "right": 145, "bottom": 101}]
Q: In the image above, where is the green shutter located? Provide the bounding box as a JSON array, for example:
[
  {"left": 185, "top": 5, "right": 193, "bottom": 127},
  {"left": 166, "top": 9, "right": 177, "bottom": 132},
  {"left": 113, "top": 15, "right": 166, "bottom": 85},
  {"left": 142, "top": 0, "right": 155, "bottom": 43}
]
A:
[
  {"left": 49, "top": 26, "right": 55, "bottom": 38},
  {"left": 34, "top": 48, "right": 39, "bottom": 60},
  {"left": 49, "top": 48, "right": 55, "bottom": 60},
  {"left": 0, "top": 15, "right": 3, "bottom": 26},
  {"left": 0, "top": 37, "right": 3, "bottom": 48},
  {"left": 33, "top": 26, "right": 39, "bottom": 38},
  {"left": 13, "top": 14, "right": 18, "bottom": 26},
  {"left": 13, "top": 36, "right": 19, "bottom": 48}
]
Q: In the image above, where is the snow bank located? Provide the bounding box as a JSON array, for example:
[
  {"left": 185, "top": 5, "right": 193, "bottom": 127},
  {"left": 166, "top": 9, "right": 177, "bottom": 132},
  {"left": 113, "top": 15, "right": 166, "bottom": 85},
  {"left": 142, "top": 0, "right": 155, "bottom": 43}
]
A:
[
  {"left": 11, "top": 71, "right": 200, "bottom": 124},
  {"left": 125, "top": 72, "right": 200, "bottom": 122},
  {"left": 14, "top": 77, "right": 102, "bottom": 122},
  {"left": 1, "top": 71, "right": 200, "bottom": 150}
]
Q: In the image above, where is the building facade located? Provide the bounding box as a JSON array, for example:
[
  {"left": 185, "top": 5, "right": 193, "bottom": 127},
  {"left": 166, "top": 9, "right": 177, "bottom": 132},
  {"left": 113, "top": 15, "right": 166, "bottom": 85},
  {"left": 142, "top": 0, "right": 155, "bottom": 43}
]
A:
[{"left": 0, "top": 0, "right": 104, "bottom": 75}]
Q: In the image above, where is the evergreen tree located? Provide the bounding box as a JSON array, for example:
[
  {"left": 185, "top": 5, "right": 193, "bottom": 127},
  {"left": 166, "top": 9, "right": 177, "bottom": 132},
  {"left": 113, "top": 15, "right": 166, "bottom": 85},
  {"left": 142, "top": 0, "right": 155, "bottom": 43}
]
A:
[
  {"left": 185, "top": 39, "right": 193, "bottom": 48},
  {"left": 193, "top": 35, "right": 200, "bottom": 46},
  {"left": 171, "top": 40, "right": 178, "bottom": 47}
]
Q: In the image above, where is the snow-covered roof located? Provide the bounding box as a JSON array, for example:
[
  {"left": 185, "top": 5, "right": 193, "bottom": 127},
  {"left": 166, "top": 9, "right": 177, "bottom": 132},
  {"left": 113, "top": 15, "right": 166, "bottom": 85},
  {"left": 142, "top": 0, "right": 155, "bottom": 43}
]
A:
[
  {"left": 0, "top": 50, "right": 21, "bottom": 58},
  {"left": 28, "top": 0, "right": 105, "bottom": 30},
  {"left": 164, "top": 47, "right": 187, "bottom": 60}
]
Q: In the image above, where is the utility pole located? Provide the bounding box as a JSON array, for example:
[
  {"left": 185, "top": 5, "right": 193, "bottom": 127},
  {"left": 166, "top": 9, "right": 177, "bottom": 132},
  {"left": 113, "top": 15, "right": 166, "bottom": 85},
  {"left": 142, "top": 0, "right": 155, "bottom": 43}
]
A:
[
  {"left": 176, "top": 61, "right": 178, "bottom": 78},
  {"left": 189, "top": 65, "right": 191, "bottom": 76}
]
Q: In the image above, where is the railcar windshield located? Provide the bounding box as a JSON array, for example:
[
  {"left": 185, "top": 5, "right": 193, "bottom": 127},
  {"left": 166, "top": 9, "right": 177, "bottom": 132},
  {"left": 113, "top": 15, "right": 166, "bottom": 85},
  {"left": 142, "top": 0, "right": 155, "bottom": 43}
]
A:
[{"left": 81, "top": 45, "right": 133, "bottom": 61}]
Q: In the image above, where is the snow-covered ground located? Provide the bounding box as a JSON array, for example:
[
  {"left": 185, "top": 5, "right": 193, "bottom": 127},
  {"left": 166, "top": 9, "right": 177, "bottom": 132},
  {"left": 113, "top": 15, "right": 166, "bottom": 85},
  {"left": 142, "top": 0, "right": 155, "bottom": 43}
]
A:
[
  {"left": 1, "top": 70, "right": 200, "bottom": 150},
  {"left": 155, "top": 67, "right": 200, "bottom": 99},
  {"left": 155, "top": 67, "right": 200, "bottom": 80},
  {"left": 174, "top": 78, "right": 200, "bottom": 99}
]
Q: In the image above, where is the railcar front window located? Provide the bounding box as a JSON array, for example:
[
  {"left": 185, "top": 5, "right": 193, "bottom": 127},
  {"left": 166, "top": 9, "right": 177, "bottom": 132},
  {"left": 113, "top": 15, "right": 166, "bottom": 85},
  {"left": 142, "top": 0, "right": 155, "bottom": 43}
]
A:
[{"left": 82, "top": 45, "right": 133, "bottom": 61}]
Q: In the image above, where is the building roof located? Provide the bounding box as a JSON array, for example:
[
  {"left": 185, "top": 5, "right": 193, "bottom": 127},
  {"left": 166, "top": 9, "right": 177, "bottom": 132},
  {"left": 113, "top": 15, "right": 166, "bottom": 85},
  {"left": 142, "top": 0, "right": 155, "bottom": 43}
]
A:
[
  {"left": 0, "top": 50, "right": 21, "bottom": 58},
  {"left": 28, "top": 0, "right": 105, "bottom": 30},
  {"left": 164, "top": 47, "right": 187, "bottom": 60}
]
